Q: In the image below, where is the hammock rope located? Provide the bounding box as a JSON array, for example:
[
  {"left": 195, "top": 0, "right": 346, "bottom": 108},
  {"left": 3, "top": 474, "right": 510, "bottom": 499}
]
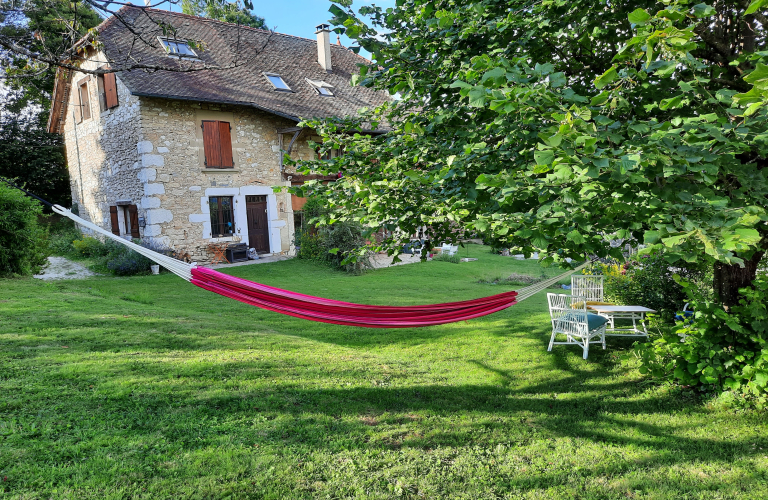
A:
[{"left": 51, "top": 204, "right": 585, "bottom": 327}]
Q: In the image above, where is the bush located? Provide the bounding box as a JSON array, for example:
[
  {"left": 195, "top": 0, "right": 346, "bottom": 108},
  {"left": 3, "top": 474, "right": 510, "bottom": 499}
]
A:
[
  {"left": 0, "top": 183, "right": 49, "bottom": 276},
  {"left": 318, "top": 220, "right": 373, "bottom": 275},
  {"left": 634, "top": 277, "right": 768, "bottom": 408},
  {"left": 591, "top": 252, "right": 709, "bottom": 322},
  {"left": 296, "top": 229, "right": 325, "bottom": 261},
  {"left": 103, "top": 239, "right": 169, "bottom": 276},
  {"left": 48, "top": 218, "right": 82, "bottom": 256},
  {"left": 72, "top": 236, "right": 111, "bottom": 257},
  {"left": 433, "top": 252, "right": 460, "bottom": 264}
]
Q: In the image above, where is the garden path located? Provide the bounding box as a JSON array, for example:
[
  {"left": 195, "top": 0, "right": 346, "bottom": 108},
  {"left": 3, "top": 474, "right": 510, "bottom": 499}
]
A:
[{"left": 33, "top": 256, "right": 99, "bottom": 280}]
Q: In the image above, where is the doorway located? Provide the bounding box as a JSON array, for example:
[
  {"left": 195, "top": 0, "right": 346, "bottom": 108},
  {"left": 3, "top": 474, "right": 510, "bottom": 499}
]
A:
[{"left": 246, "top": 195, "right": 270, "bottom": 253}]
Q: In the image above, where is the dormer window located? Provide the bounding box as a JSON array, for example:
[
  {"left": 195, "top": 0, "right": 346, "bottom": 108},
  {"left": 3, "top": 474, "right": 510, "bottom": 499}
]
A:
[
  {"left": 263, "top": 72, "right": 292, "bottom": 92},
  {"left": 159, "top": 38, "right": 198, "bottom": 58},
  {"left": 306, "top": 78, "right": 334, "bottom": 97}
]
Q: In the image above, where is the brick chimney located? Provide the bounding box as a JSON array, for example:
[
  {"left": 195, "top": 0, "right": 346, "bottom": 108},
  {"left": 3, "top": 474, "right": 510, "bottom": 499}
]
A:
[{"left": 315, "top": 24, "right": 332, "bottom": 72}]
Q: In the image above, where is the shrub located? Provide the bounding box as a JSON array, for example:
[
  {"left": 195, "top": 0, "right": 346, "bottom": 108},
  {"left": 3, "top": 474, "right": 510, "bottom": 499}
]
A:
[
  {"left": 319, "top": 220, "right": 374, "bottom": 275},
  {"left": 103, "top": 239, "right": 170, "bottom": 276},
  {"left": 72, "top": 236, "right": 110, "bottom": 257},
  {"left": 296, "top": 229, "right": 325, "bottom": 261},
  {"left": 0, "top": 183, "right": 49, "bottom": 276},
  {"left": 634, "top": 277, "right": 768, "bottom": 408},
  {"left": 591, "top": 252, "right": 709, "bottom": 322},
  {"left": 48, "top": 218, "right": 82, "bottom": 256},
  {"left": 433, "top": 252, "right": 460, "bottom": 264}
]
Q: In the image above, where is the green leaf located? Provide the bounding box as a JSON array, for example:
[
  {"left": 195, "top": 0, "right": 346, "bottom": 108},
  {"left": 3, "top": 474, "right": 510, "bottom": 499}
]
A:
[
  {"left": 745, "top": 0, "right": 768, "bottom": 15},
  {"left": 627, "top": 8, "right": 652, "bottom": 24},
  {"left": 534, "top": 150, "right": 555, "bottom": 166},
  {"left": 594, "top": 66, "right": 618, "bottom": 90},
  {"left": 549, "top": 72, "right": 566, "bottom": 88},
  {"left": 644, "top": 230, "right": 661, "bottom": 244},
  {"left": 744, "top": 102, "right": 764, "bottom": 116},
  {"left": 468, "top": 88, "right": 487, "bottom": 107},
  {"left": 744, "top": 63, "right": 768, "bottom": 84},
  {"left": 590, "top": 92, "right": 610, "bottom": 106},
  {"left": 660, "top": 95, "right": 684, "bottom": 110},
  {"left": 692, "top": 3, "right": 715, "bottom": 18},
  {"left": 567, "top": 230, "right": 585, "bottom": 244},
  {"left": 449, "top": 80, "right": 471, "bottom": 89}
]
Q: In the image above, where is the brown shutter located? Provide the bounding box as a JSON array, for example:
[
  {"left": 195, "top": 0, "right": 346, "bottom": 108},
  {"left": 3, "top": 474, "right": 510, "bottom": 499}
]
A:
[
  {"left": 109, "top": 206, "right": 120, "bottom": 235},
  {"left": 104, "top": 73, "right": 119, "bottom": 109},
  {"left": 202, "top": 120, "right": 221, "bottom": 167},
  {"left": 74, "top": 86, "right": 82, "bottom": 123},
  {"left": 128, "top": 205, "right": 140, "bottom": 238},
  {"left": 219, "top": 121, "right": 233, "bottom": 168},
  {"left": 79, "top": 83, "right": 91, "bottom": 121}
]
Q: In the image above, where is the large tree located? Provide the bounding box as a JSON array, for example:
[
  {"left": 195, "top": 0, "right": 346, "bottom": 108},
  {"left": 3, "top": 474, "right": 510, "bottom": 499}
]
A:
[
  {"left": 181, "top": 0, "right": 267, "bottom": 28},
  {"left": 293, "top": 0, "right": 768, "bottom": 310}
]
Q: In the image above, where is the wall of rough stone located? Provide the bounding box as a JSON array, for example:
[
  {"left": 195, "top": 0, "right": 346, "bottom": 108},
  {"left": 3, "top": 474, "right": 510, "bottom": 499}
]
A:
[
  {"left": 61, "top": 53, "right": 323, "bottom": 263},
  {"left": 136, "top": 97, "right": 317, "bottom": 262},
  {"left": 62, "top": 53, "right": 143, "bottom": 232}
]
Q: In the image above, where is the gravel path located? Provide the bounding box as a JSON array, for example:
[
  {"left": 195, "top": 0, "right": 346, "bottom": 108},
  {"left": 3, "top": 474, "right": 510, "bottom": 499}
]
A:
[
  {"left": 34, "top": 256, "right": 99, "bottom": 280},
  {"left": 370, "top": 253, "right": 423, "bottom": 269}
]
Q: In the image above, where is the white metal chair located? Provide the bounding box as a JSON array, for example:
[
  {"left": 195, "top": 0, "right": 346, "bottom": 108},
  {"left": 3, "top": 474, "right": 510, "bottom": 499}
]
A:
[
  {"left": 571, "top": 275, "right": 605, "bottom": 302},
  {"left": 440, "top": 243, "right": 458, "bottom": 255},
  {"left": 547, "top": 293, "right": 608, "bottom": 359}
]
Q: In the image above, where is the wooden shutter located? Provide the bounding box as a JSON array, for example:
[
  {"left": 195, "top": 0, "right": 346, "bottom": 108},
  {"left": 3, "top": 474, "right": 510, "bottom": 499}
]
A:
[
  {"left": 104, "top": 73, "right": 119, "bottom": 109},
  {"left": 79, "top": 83, "right": 91, "bottom": 121},
  {"left": 128, "top": 205, "right": 140, "bottom": 238},
  {"left": 74, "top": 85, "right": 82, "bottom": 123},
  {"left": 109, "top": 206, "right": 120, "bottom": 235},
  {"left": 202, "top": 120, "right": 222, "bottom": 167},
  {"left": 219, "top": 121, "right": 234, "bottom": 168}
]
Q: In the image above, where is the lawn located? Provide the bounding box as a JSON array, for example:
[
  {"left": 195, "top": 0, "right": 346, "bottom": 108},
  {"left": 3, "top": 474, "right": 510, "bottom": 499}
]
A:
[{"left": 1, "top": 245, "right": 767, "bottom": 499}]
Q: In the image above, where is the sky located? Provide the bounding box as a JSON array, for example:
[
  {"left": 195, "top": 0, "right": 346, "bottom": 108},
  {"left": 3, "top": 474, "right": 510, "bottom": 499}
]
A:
[{"left": 162, "top": 0, "right": 393, "bottom": 60}]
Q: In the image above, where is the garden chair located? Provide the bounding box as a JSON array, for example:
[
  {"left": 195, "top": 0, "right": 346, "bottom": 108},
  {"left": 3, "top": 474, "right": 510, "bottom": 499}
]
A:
[
  {"left": 570, "top": 275, "right": 614, "bottom": 308},
  {"left": 440, "top": 244, "right": 459, "bottom": 255},
  {"left": 547, "top": 293, "right": 609, "bottom": 359}
]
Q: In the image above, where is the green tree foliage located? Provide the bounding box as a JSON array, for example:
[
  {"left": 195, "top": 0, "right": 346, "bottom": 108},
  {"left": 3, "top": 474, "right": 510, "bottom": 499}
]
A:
[
  {"left": 0, "top": 183, "right": 48, "bottom": 276},
  {"left": 181, "top": 0, "right": 267, "bottom": 28},
  {"left": 1, "top": 0, "right": 102, "bottom": 118},
  {"left": 292, "top": 0, "right": 768, "bottom": 307},
  {"left": 0, "top": 92, "right": 69, "bottom": 207}
]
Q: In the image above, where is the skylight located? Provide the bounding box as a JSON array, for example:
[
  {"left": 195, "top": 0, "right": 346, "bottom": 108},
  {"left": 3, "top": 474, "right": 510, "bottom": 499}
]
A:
[
  {"left": 264, "top": 73, "right": 292, "bottom": 91},
  {"left": 306, "top": 78, "right": 334, "bottom": 97},
  {"left": 159, "top": 38, "right": 198, "bottom": 58}
]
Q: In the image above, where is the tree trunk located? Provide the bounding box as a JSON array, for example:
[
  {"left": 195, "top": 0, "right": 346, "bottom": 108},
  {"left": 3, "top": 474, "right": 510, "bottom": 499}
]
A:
[{"left": 713, "top": 249, "right": 766, "bottom": 310}]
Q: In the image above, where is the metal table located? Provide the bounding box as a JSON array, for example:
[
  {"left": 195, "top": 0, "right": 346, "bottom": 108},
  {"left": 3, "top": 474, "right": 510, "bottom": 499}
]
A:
[{"left": 587, "top": 305, "right": 656, "bottom": 338}]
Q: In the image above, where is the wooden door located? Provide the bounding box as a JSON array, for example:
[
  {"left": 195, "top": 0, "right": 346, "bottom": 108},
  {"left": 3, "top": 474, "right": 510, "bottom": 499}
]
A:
[{"left": 246, "top": 195, "right": 270, "bottom": 253}]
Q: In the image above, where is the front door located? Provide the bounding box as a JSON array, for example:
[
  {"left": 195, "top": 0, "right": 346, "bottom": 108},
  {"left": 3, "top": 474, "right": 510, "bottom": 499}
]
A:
[{"left": 246, "top": 195, "right": 270, "bottom": 253}]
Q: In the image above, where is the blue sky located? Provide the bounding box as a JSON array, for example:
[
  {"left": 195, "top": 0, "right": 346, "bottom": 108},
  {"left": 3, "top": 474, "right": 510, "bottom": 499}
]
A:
[{"left": 162, "top": 0, "right": 393, "bottom": 59}]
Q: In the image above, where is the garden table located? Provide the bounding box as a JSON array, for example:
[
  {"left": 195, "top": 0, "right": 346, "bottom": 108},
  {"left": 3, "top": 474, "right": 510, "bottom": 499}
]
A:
[{"left": 586, "top": 305, "right": 656, "bottom": 338}]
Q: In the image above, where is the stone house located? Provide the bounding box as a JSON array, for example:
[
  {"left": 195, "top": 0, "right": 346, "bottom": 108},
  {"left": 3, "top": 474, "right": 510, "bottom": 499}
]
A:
[{"left": 47, "top": 6, "right": 389, "bottom": 263}]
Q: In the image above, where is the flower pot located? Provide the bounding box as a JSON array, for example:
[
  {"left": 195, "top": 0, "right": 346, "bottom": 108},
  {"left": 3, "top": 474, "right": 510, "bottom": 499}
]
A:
[{"left": 150, "top": 264, "right": 160, "bottom": 275}]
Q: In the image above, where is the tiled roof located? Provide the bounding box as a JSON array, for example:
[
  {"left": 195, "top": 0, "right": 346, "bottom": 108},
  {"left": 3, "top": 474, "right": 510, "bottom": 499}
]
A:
[{"left": 50, "top": 6, "right": 390, "bottom": 132}]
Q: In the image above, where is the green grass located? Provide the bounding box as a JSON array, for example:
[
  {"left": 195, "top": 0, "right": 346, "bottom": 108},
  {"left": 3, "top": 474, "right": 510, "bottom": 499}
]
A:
[{"left": 1, "top": 244, "right": 766, "bottom": 499}]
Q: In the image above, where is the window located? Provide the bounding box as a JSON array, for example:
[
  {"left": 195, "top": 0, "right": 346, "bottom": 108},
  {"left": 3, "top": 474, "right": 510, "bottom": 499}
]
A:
[
  {"left": 316, "top": 145, "right": 343, "bottom": 161},
  {"left": 159, "top": 38, "right": 198, "bottom": 58},
  {"left": 74, "top": 78, "right": 91, "bottom": 123},
  {"left": 201, "top": 120, "right": 234, "bottom": 168},
  {"left": 97, "top": 71, "right": 119, "bottom": 112},
  {"left": 306, "top": 78, "right": 334, "bottom": 97},
  {"left": 263, "top": 72, "right": 292, "bottom": 91},
  {"left": 109, "top": 204, "right": 139, "bottom": 238},
  {"left": 209, "top": 196, "right": 235, "bottom": 237}
]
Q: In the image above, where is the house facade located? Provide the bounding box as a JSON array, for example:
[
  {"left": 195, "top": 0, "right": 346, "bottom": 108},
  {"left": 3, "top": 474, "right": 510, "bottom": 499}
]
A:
[{"left": 48, "top": 6, "right": 389, "bottom": 263}]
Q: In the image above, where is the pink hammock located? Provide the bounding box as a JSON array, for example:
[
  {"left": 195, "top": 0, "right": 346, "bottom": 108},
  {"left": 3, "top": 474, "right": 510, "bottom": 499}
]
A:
[{"left": 190, "top": 267, "right": 518, "bottom": 328}]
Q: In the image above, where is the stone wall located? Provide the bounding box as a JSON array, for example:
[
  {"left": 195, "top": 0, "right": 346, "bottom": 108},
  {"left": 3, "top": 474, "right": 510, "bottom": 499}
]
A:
[
  {"left": 136, "top": 97, "right": 317, "bottom": 262},
  {"left": 62, "top": 53, "right": 143, "bottom": 231},
  {"left": 61, "top": 54, "right": 322, "bottom": 263}
]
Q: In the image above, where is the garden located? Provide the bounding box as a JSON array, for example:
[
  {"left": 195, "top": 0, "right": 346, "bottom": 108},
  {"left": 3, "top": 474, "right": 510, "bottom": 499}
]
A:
[{"left": 2, "top": 243, "right": 768, "bottom": 498}]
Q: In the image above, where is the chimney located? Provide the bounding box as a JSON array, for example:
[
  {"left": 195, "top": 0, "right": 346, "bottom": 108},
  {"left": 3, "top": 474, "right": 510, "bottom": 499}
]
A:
[{"left": 315, "top": 24, "right": 332, "bottom": 72}]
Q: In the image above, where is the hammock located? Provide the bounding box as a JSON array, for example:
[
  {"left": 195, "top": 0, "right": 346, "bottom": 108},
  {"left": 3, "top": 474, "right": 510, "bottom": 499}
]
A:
[{"left": 51, "top": 204, "right": 585, "bottom": 328}]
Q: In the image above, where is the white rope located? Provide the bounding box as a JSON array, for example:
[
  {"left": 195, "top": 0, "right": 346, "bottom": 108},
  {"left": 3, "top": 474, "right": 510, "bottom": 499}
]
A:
[
  {"left": 51, "top": 204, "right": 195, "bottom": 281},
  {"left": 515, "top": 261, "right": 589, "bottom": 303}
]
